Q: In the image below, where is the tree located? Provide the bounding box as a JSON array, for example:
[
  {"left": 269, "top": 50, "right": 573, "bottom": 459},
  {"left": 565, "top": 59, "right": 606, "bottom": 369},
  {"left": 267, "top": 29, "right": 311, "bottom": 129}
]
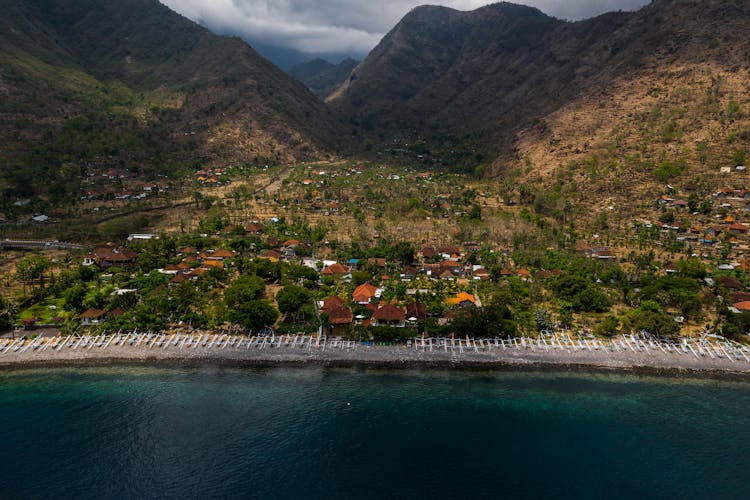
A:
[
  {"left": 228, "top": 300, "right": 279, "bottom": 331},
  {"left": 16, "top": 255, "right": 50, "bottom": 289},
  {"left": 63, "top": 283, "right": 88, "bottom": 313},
  {"left": 351, "top": 271, "right": 372, "bottom": 287},
  {"left": 450, "top": 301, "right": 516, "bottom": 338},
  {"left": 224, "top": 275, "right": 266, "bottom": 309},
  {"left": 467, "top": 204, "right": 482, "bottom": 220},
  {"left": 552, "top": 275, "right": 609, "bottom": 313},
  {"left": 676, "top": 258, "right": 706, "bottom": 279},
  {"left": 0, "top": 295, "right": 13, "bottom": 331},
  {"left": 276, "top": 286, "right": 312, "bottom": 321},
  {"left": 557, "top": 301, "right": 574, "bottom": 328},
  {"left": 388, "top": 241, "right": 416, "bottom": 265},
  {"left": 631, "top": 310, "right": 680, "bottom": 337},
  {"left": 533, "top": 308, "right": 554, "bottom": 331},
  {"left": 594, "top": 315, "right": 620, "bottom": 338}
]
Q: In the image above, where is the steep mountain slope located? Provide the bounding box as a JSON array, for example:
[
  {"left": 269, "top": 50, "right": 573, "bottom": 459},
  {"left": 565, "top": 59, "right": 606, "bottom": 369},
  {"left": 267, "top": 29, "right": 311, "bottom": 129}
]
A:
[
  {"left": 329, "top": 0, "right": 750, "bottom": 174},
  {"left": 0, "top": 0, "right": 343, "bottom": 202},
  {"left": 289, "top": 58, "right": 359, "bottom": 99}
]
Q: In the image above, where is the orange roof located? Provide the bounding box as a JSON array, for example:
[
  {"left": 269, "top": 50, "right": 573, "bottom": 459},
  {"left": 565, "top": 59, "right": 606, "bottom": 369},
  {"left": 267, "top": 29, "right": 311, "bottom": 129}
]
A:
[
  {"left": 322, "top": 263, "right": 350, "bottom": 275},
  {"left": 211, "top": 249, "right": 236, "bottom": 259},
  {"left": 729, "top": 222, "right": 749, "bottom": 232},
  {"left": 353, "top": 283, "right": 378, "bottom": 299},
  {"left": 203, "top": 260, "right": 224, "bottom": 268},
  {"left": 734, "top": 301, "right": 750, "bottom": 312},
  {"left": 446, "top": 292, "right": 476, "bottom": 305}
]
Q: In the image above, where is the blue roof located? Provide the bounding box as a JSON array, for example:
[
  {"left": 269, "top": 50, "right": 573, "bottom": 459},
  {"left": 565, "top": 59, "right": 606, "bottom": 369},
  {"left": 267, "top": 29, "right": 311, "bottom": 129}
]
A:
[{"left": 349, "top": 259, "right": 360, "bottom": 264}]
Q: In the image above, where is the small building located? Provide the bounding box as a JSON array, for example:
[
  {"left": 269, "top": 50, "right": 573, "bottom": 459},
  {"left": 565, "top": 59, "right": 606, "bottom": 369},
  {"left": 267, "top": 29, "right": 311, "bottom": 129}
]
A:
[
  {"left": 80, "top": 308, "right": 107, "bottom": 326},
  {"left": 127, "top": 234, "right": 158, "bottom": 241},
  {"left": 326, "top": 306, "right": 353, "bottom": 334},
  {"left": 372, "top": 305, "right": 406, "bottom": 328},
  {"left": 353, "top": 283, "right": 379, "bottom": 304},
  {"left": 258, "top": 250, "right": 283, "bottom": 262}
]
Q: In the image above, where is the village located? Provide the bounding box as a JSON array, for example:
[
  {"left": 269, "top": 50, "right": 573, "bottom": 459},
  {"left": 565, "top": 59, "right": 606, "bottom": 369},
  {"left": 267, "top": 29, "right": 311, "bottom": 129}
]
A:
[{"left": 2, "top": 158, "right": 750, "bottom": 343}]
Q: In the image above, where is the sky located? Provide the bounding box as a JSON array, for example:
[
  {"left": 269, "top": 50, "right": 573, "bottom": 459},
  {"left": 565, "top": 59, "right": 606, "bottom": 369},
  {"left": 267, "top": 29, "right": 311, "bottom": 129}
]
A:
[{"left": 160, "top": 0, "right": 650, "bottom": 65}]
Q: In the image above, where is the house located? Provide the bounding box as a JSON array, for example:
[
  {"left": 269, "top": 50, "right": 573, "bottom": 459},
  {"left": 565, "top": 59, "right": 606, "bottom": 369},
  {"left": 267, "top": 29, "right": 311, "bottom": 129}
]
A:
[
  {"left": 446, "top": 292, "right": 477, "bottom": 308},
  {"left": 321, "top": 296, "right": 346, "bottom": 311},
  {"left": 266, "top": 236, "right": 280, "bottom": 247},
  {"left": 326, "top": 306, "right": 354, "bottom": 333},
  {"left": 244, "top": 223, "right": 264, "bottom": 235},
  {"left": 590, "top": 248, "right": 617, "bottom": 261},
  {"left": 439, "top": 270, "right": 456, "bottom": 281},
  {"left": 258, "top": 249, "right": 283, "bottom": 262},
  {"left": 472, "top": 267, "right": 490, "bottom": 281},
  {"left": 170, "top": 273, "right": 191, "bottom": 285},
  {"left": 423, "top": 263, "right": 441, "bottom": 277},
  {"left": 420, "top": 246, "right": 437, "bottom": 259},
  {"left": 353, "top": 283, "right": 379, "bottom": 304},
  {"left": 127, "top": 234, "right": 158, "bottom": 241},
  {"left": 440, "top": 246, "right": 462, "bottom": 260},
  {"left": 729, "top": 222, "right": 749, "bottom": 234},
  {"left": 80, "top": 308, "right": 107, "bottom": 326},
  {"left": 405, "top": 302, "right": 428, "bottom": 321},
  {"left": 401, "top": 266, "right": 419, "bottom": 281},
  {"left": 208, "top": 249, "right": 236, "bottom": 260},
  {"left": 717, "top": 276, "right": 744, "bottom": 292},
  {"left": 322, "top": 263, "right": 350, "bottom": 277},
  {"left": 517, "top": 268, "right": 532, "bottom": 279},
  {"left": 372, "top": 305, "right": 406, "bottom": 328},
  {"left": 441, "top": 260, "right": 463, "bottom": 274},
  {"left": 92, "top": 245, "right": 139, "bottom": 269}
]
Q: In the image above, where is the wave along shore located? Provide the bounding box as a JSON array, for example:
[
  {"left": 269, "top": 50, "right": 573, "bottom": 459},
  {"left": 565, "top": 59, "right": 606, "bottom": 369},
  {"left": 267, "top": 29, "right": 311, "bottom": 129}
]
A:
[{"left": 2, "top": 332, "right": 750, "bottom": 378}]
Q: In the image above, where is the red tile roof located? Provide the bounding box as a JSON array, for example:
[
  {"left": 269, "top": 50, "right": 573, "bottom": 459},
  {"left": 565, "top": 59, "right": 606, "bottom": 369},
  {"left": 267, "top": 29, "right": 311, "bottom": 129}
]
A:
[
  {"left": 327, "top": 306, "right": 353, "bottom": 325},
  {"left": 373, "top": 305, "right": 406, "bottom": 322}
]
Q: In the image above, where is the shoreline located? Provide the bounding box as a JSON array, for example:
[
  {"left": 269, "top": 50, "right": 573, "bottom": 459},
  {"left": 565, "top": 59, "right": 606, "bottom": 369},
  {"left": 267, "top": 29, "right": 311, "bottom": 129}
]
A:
[{"left": 3, "top": 333, "right": 750, "bottom": 380}]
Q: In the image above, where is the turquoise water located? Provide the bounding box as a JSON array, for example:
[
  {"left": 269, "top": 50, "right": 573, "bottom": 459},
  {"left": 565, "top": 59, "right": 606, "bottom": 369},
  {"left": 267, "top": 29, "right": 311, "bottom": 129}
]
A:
[{"left": 0, "top": 367, "right": 749, "bottom": 499}]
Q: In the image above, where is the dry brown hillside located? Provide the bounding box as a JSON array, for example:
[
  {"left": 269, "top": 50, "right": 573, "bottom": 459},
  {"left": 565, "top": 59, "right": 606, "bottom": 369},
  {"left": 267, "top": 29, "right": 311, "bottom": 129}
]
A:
[{"left": 331, "top": 0, "right": 750, "bottom": 187}]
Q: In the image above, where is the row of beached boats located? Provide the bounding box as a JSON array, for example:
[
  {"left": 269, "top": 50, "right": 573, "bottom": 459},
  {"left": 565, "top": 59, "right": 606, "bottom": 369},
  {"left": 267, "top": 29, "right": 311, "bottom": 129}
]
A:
[
  {"left": 0, "top": 330, "right": 360, "bottom": 355},
  {"left": 1, "top": 329, "right": 749, "bottom": 362},
  {"left": 410, "top": 331, "right": 750, "bottom": 362}
]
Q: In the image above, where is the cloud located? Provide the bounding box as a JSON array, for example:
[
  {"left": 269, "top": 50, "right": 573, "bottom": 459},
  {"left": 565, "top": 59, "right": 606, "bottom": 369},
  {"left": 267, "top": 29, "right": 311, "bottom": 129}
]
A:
[{"left": 160, "top": 0, "right": 649, "bottom": 55}]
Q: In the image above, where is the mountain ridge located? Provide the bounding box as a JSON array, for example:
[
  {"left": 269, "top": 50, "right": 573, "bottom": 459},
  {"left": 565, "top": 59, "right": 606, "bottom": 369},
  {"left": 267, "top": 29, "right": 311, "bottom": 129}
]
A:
[
  {"left": 0, "top": 0, "right": 343, "bottom": 201},
  {"left": 329, "top": 0, "right": 750, "bottom": 172}
]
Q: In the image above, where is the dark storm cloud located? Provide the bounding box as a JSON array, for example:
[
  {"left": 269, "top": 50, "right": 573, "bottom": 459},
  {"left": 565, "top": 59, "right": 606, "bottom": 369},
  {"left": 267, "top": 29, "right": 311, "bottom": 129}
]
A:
[{"left": 160, "top": 0, "right": 650, "bottom": 54}]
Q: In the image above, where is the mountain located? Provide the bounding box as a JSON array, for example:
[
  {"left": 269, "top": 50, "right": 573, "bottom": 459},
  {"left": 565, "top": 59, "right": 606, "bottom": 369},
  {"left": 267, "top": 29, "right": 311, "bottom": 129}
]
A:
[
  {"left": 0, "top": 0, "right": 343, "bottom": 202},
  {"left": 289, "top": 58, "right": 360, "bottom": 99},
  {"left": 329, "top": 0, "right": 750, "bottom": 179}
]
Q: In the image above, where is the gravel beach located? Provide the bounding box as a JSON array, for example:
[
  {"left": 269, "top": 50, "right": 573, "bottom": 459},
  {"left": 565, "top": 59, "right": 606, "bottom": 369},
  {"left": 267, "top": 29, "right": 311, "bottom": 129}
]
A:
[{"left": 2, "top": 333, "right": 750, "bottom": 378}]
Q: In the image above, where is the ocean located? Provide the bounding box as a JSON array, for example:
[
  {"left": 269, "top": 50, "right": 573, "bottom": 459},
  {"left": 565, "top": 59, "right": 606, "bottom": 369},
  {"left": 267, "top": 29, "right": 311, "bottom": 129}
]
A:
[{"left": 0, "top": 366, "right": 748, "bottom": 499}]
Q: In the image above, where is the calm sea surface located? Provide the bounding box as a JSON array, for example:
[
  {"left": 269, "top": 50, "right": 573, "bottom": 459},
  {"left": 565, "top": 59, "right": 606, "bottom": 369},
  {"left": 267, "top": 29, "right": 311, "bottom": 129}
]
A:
[{"left": 0, "top": 366, "right": 748, "bottom": 499}]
